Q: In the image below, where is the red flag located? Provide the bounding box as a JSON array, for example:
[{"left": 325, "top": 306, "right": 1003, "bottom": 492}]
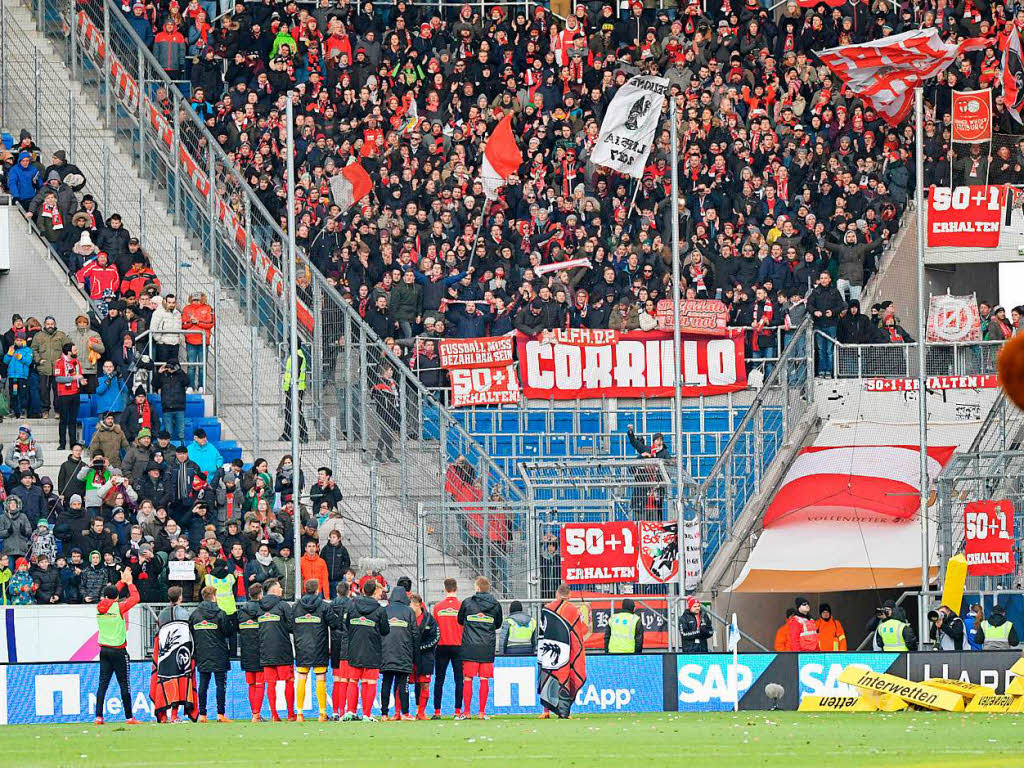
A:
[
  {"left": 329, "top": 162, "right": 373, "bottom": 211},
  {"left": 817, "top": 28, "right": 988, "bottom": 125},
  {"left": 796, "top": 0, "right": 844, "bottom": 7},
  {"left": 479, "top": 114, "right": 523, "bottom": 199},
  {"left": 1002, "top": 27, "right": 1024, "bottom": 123}
]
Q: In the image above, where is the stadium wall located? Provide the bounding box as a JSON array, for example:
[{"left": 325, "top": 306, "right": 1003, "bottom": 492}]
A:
[{"left": 2, "top": 651, "right": 1020, "bottom": 723}]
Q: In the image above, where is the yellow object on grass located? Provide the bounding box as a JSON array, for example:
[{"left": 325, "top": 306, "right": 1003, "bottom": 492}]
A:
[{"left": 838, "top": 667, "right": 964, "bottom": 711}]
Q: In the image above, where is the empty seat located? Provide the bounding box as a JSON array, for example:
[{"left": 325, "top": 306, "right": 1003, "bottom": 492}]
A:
[
  {"left": 645, "top": 410, "right": 672, "bottom": 434},
  {"left": 490, "top": 436, "right": 514, "bottom": 457},
  {"left": 497, "top": 411, "right": 520, "bottom": 433},
  {"left": 184, "top": 394, "right": 205, "bottom": 419},
  {"left": 520, "top": 435, "right": 540, "bottom": 456},
  {"left": 552, "top": 411, "right": 575, "bottom": 433},
  {"left": 524, "top": 411, "right": 547, "bottom": 434},
  {"left": 472, "top": 410, "right": 494, "bottom": 435},
  {"left": 218, "top": 441, "right": 242, "bottom": 462}
]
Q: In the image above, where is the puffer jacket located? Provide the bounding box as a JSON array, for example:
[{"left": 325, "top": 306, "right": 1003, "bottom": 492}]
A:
[
  {"left": 189, "top": 599, "right": 232, "bottom": 673},
  {"left": 458, "top": 590, "right": 503, "bottom": 663},
  {"left": 345, "top": 593, "right": 390, "bottom": 669},
  {"left": 381, "top": 587, "right": 419, "bottom": 674},
  {"left": 80, "top": 563, "right": 109, "bottom": 602},
  {"left": 292, "top": 592, "right": 333, "bottom": 668},
  {"left": 30, "top": 328, "right": 70, "bottom": 376},
  {"left": 414, "top": 608, "right": 439, "bottom": 675},
  {"left": 88, "top": 422, "right": 128, "bottom": 460},
  {"left": 0, "top": 505, "right": 33, "bottom": 556},
  {"left": 257, "top": 593, "right": 294, "bottom": 666},
  {"left": 329, "top": 595, "right": 351, "bottom": 669}
]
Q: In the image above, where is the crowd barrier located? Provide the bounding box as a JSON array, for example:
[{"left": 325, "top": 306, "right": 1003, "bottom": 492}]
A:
[
  {"left": 3, "top": 650, "right": 1021, "bottom": 723},
  {"left": 0, "top": 606, "right": 145, "bottom": 664}
]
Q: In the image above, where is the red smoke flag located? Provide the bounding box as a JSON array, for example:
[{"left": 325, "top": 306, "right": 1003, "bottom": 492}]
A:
[
  {"left": 328, "top": 162, "right": 373, "bottom": 211},
  {"left": 817, "top": 28, "right": 988, "bottom": 125},
  {"left": 1002, "top": 27, "right": 1024, "bottom": 123},
  {"left": 479, "top": 114, "right": 523, "bottom": 200}
]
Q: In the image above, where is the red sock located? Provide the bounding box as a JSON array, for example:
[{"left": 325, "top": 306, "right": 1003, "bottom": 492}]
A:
[
  {"left": 463, "top": 678, "right": 474, "bottom": 713},
  {"left": 332, "top": 681, "right": 342, "bottom": 715},
  {"left": 417, "top": 684, "right": 428, "bottom": 718},
  {"left": 284, "top": 679, "right": 296, "bottom": 717},
  {"left": 346, "top": 680, "right": 359, "bottom": 714},
  {"left": 478, "top": 679, "right": 489, "bottom": 715},
  {"left": 361, "top": 681, "right": 376, "bottom": 717},
  {"left": 248, "top": 684, "right": 263, "bottom": 716},
  {"left": 266, "top": 675, "right": 280, "bottom": 719}
]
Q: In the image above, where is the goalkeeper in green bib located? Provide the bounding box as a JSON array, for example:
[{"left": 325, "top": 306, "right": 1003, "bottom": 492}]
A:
[{"left": 95, "top": 567, "right": 141, "bottom": 724}]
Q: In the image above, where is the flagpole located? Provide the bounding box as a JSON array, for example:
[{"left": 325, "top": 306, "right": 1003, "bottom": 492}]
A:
[
  {"left": 669, "top": 92, "right": 686, "bottom": 599},
  {"left": 915, "top": 87, "right": 930, "bottom": 636},
  {"left": 466, "top": 198, "right": 488, "bottom": 273},
  {"left": 286, "top": 92, "right": 302, "bottom": 600}
]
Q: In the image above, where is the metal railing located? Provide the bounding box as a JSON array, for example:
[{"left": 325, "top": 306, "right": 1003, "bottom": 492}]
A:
[
  {"left": 697, "top": 317, "right": 814, "bottom": 569},
  {"left": 816, "top": 334, "right": 1005, "bottom": 380},
  {"left": 10, "top": 0, "right": 523, "bottom": 577}
]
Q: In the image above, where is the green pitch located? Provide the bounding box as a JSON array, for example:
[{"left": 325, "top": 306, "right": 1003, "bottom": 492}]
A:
[{"left": 1, "top": 712, "right": 1023, "bottom": 767}]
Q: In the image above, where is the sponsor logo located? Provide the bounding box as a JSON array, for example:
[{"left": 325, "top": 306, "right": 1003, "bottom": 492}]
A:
[
  {"left": 798, "top": 654, "right": 895, "bottom": 698},
  {"left": 239, "top": 620, "right": 259, "bottom": 629},
  {"left": 676, "top": 655, "right": 774, "bottom": 709},
  {"left": 258, "top": 614, "right": 280, "bottom": 622},
  {"left": 467, "top": 613, "right": 493, "bottom": 624},
  {"left": 436, "top": 608, "right": 459, "bottom": 617},
  {"left": 192, "top": 620, "right": 219, "bottom": 630},
  {"left": 294, "top": 615, "right": 321, "bottom": 624},
  {"left": 389, "top": 619, "right": 409, "bottom": 627},
  {"left": 349, "top": 617, "right": 375, "bottom": 627}
]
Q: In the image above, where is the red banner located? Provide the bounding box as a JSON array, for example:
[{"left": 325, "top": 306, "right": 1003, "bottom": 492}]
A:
[
  {"left": 438, "top": 336, "right": 520, "bottom": 408},
  {"left": 952, "top": 89, "right": 992, "bottom": 143},
  {"left": 927, "top": 186, "right": 1004, "bottom": 248},
  {"left": 862, "top": 375, "right": 998, "bottom": 392},
  {"left": 655, "top": 299, "right": 730, "bottom": 336},
  {"left": 560, "top": 521, "right": 678, "bottom": 584},
  {"left": 572, "top": 592, "right": 670, "bottom": 650},
  {"left": 518, "top": 330, "right": 745, "bottom": 400},
  {"left": 964, "top": 500, "right": 1015, "bottom": 576}
]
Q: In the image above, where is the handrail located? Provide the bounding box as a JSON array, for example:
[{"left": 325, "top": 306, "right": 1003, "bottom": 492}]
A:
[{"left": 70, "top": 0, "right": 522, "bottom": 497}]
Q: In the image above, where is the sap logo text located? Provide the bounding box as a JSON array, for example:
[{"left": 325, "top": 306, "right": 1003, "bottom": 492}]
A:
[
  {"left": 800, "top": 663, "right": 872, "bottom": 697},
  {"left": 678, "top": 663, "right": 750, "bottom": 704},
  {"left": 575, "top": 685, "right": 633, "bottom": 710}
]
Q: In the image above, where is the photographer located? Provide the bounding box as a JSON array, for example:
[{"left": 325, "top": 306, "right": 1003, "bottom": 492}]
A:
[
  {"left": 928, "top": 605, "right": 965, "bottom": 651},
  {"left": 874, "top": 604, "right": 917, "bottom": 652}
]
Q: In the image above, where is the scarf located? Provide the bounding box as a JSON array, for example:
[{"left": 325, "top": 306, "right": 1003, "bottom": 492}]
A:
[
  {"left": 689, "top": 264, "right": 708, "bottom": 296},
  {"left": 752, "top": 299, "right": 774, "bottom": 350},
  {"left": 14, "top": 438, "right": 37, "bottom": 459},
  {"left": 886, "top": 325, "right": 904, "bottom": 342},
  {"left": 256, "top": 551, "right": 273, "bottom": 566},
  {"left": 41, "top": 201, "right": 63, "bottom": 230}
]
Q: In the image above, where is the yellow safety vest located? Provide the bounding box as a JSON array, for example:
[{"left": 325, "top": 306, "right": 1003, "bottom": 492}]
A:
[
  {"left": 607, "top": 612, "right": 639, "bottom": 654},
  {"left": 283, "top": 350, "right": 307, "bottom": 392},
  {"left": 878, "top": 619, "right": 908, "bottom": 652},
  {"left": 205, "top": 573, "right": 237, "bottom": 616},
  {"left": 981, "top": 620, "right": 1013, "bottom": 650},
  {"left": 505, "top": 617, "right": 536, "bottom": 651}
]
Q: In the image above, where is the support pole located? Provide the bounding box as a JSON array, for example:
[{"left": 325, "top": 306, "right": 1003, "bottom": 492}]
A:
[
  {"left": 669, "top": 91, "right": 687, "bottom": 595},
  {"left": 915, "top": 87, "right": 931, "bottom": 638},
  {"left": 286, "top": 93, "right": 302, "bottom": 599},
  {"left": 250, "top": 326, "right": 261, "bottom": 459},
  {"left": 33, "top": 48, "right": 41, "bottom": 143},
  {"left": 102, "top": 0, "right": 111, "bottom": 126}
]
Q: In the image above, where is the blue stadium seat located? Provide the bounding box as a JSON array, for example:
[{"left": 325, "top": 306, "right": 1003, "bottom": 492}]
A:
[
  {"left": 548, "top": 436, "right": 568, "bottom": 456},
  {"left": 197, "top": 418, "right": 221, "bottom": 442},
  {"left": 552, "top": 410, "right": 575, "bottom": 433},
  {"left": 78, "top": 395, "right": 95, "bottom": 418},
  {"left": 471, "top": 410, "right": 494, "bottom": 435},
  {"left": 497, "top": 411, "right": 520, "bottom": 433},
  {"left": 184, "top": 394, "right": 205, "bottom": 420},
  {"left": 80, "top": 416, "right": 99, "bottom": 446},
  {"left": 490, "top": 436, "right": 513, "bottom": 457},
  {"left": 218, "top": 441, "right": 242, "bottom": 463},
  {"left": 579, "top": 411, "right": 601, "bottom": 434},
  {"left": 645, "top": 410, "right": 672, "bottom": 435},
  {"left": 520, "top": 435, "right": 540, "bottom": 456},
  {"left": 524, "top": 411, "right": 547, "bottom": 434},
  {"left": 679, "top": 410, "right": 702, "bottom": 432},
  {"left": 421, "top": 404, "right": 440, "bottom": 440}
]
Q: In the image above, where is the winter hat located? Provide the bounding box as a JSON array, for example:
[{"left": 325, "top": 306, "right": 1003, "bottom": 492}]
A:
[
  {"left": 146, "top": 462, "right": 162, "bottom": 473},
  {"left": 795, "top": 597, "right": 810, "bottom": 610},
  {"left": 40, "top": 476, "right": 52, "bottom": 488},
  {"left": 46, "top": 170, "right": 60, "bottom": 182},
  {"left": 53, "top": 150, "right": 67, "bottom": 162},
  {"left": 36, "top": 518, "right": 49, "bottom": 528},
  {"left": 137, "top": 428, "right": 151, "bottom": 439},
  {"left": 819, "top": 603, "right": 832, "bottom": 614},
  {"left": 134, "top": 386, "right": 147, "bottom": 397},
  {"left": 88, "top": 550, "right": 101, "bottom": 560},
  {"left": 15, "top": 558, "right": 28, "bottom": 570},
  {"left": 69, "top": 494, "right": 83, "bottom": 506},
  {"left": 686, "top": 595, "right": 700, "bottom": 611},
  {"left": 112, "top": 507, "right": 125, "bottom": 518}
]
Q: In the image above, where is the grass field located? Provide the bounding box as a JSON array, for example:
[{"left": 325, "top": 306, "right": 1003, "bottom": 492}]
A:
[{"left": 2, "top": 712, "right": 1024, "bottom": 767}]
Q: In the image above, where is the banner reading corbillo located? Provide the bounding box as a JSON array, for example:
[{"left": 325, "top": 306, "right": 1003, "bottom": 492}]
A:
[
  {"left": 590, "top": 75, "right": 669, "bottom": 178},
  {"left": 517, "top": 328, "right": 746, "bottom": 399},
  {"left": 438, "top": 336, "right": 520, "bottom": 407}
]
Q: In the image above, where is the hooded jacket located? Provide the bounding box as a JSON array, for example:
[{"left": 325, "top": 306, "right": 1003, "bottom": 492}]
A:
[
  {"left": 292, "top": 592, "right": 333, "bottom": 667},
  {"left": 414, "top": 607, "right": 440, "bottom": 674},
  {"left": 0, "top": 503, "right": 33, "bottom": 556},
  {"left": 189, "top": 599, "right": 233, "bottom": 672},
  {"left": 96, "top": 581, "right": 140, "bottom": 648},
  {"left": 345, "top": 593, "right": 390, "bottom": 669},
  {"left": 381, "top": 587, "right": 419, "bottom": 674},
  {"left": 328, "top": 595, "right": 352, "bottom": 670},
  {"left": 236, "top": 599, "right": 263, "bottom": 673},
  {"left": 457, "top": 590, "right": 503, "bottom": 663},
  {"left": 257, "top": 593, "right": 294, "bottom": 666},
  {"left": 80, "top": 562, "right": 108, "bottom": 602}
]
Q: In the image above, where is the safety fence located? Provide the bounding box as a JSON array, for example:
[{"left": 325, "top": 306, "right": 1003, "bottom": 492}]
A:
[
  {"left": 815, "top": 335, "right": 1004, "bottom": 381},
  {"left": 5, "top": 649, "right": 1023, "bottom": 723}
]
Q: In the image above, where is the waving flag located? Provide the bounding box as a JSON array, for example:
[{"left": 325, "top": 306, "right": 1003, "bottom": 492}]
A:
[
  {"left": 479, "top": 114, "right": 523, "bottom": 199},
  {"left": 329, "top": 161, "right": 373, "bottom": 211},
  {"left": 796, "top": 0, "right": 845, "bottom": 7},
  {"left": 1002, "top": 27, "right": 1024, "bottom": 123},
  {"left": 817, "top": 29, "right": 987, "bottom": 125},
  {"left": 538, "top": 597, "right": 587, "bottom": 719},
  {"left": 149, "top": 620, "right": 198, "bottom": 722},
  {"left": 591, "top": 75, "right": 668, "bottom": 178}
]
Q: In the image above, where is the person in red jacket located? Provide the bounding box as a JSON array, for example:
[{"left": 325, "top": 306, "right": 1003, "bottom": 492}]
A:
[
  {"left": 787, "top": 597, "right": 819, "bottom": 652},
  {"left": 76, "top": 251, "right": 120, "bottom": 313},
  {"left": 53, "top": 342, "right": 85, "bottom": 450},
  {"left": 95, "top": 567, "right": 141, "bottom": 724},
  {"left": 181, "top": 293, "right": 214, "bottom": 391},
  {"left": 431, "top": 577, "right": 464, "bottom": 718}
]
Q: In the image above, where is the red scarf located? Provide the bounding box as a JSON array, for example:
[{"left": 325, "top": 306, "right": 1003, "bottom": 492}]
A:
[
  {"left": 886, "top": 326, "right": 904, "bottom": 342},
  {"left": 41, "top": 201, "right": 63, "bottom": 230},
  {"left": 752, "top": 299, "right": 774, "bottom": 350}
]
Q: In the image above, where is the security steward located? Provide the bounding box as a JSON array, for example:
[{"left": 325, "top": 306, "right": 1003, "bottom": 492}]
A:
[
  {"left": 258, "top": 579, "right": 296, "bottom": 721},
  {"left": 982, "top": 605, "right": 1019, "bottom": 650},
  {"left": 874, "top": 606, "right": 918, "bottom": 651},
  {"left": 604, "top": 598, "right": 645, "bottom": 654},
  {"left": 281, "top": 347, "right": 308, "bottom": 442},
  {"left": 188, "top": 584, "right": 233, "bottom": 722},
  {"left": 293, "top": 578, "right": 334, "bottom": 722},
  {"left": 237, "top": 582, "right": 265, "bottom": 722},
  {"left": 500, "top": 600, "right": 537, "bottom": 656}
]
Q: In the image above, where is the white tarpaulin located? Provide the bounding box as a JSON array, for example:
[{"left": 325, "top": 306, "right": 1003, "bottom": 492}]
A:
[{"left": 590, "top": 75, "right": 668, "bottom": 178}]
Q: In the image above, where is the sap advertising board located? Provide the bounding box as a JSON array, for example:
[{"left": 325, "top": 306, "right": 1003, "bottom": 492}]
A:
[{"left": 6, "top": 652, "right": 1020, "bottom": 722}]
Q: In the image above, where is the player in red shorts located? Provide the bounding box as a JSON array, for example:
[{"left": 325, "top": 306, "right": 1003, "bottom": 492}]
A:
[
  {"left": 457, "top": 576, "right": 503, "bottom": 719},
  {"left": 329, "top": 581, "right": 354, "bottom": 719},
  {"left": 342, "top": 580, "right": 390, "bottom": 721},
  {"left": 410, "top": 593, "right": 439, "bottom": 720},
  {"left": 257, "top": 579, "right": 296, "bottom": 721},
  {"left": 237, "top": 582, "right": 265, "bottom": 721}
]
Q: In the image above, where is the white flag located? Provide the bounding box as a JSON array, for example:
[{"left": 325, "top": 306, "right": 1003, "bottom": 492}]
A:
[
  {"left": 591, "top": 75, "right": 668, "bottom": 178},
  {"left": 727, "top": 613, "right": 740, "bottom": 653}
]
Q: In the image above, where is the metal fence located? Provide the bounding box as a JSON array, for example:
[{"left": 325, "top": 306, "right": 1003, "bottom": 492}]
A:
[
  {"left": 10, "top": 0, "right": 523, "bottom": 579},
  {"left": 818, "top": 335, "right": 1004, "bottom": 380}
]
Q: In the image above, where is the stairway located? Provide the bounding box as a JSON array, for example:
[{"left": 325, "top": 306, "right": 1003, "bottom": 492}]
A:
[{"left": 3, "top": 0, "right": 480, "bottom": 595}]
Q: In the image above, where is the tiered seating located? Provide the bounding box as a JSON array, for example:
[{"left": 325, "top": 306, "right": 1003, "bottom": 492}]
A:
[{"left": 78, "top": 394, "right": 242, "bottom": 462}]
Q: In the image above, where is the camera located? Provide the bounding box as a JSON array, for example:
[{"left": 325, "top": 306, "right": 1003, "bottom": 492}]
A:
[
  {"left": 927, "top": 610, "right": 941, "bottom": 623},
  {"left": 92, "top": 459, "right": 105, "bottom": 469}
]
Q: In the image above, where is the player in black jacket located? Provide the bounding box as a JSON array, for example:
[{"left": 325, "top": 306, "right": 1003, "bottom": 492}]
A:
[
  {"left": 329, "top": 582, "right": 352, "bottom": 719},
  {"left": 257, "top": 579, "right": 295, "bottom": 721},
  {"left": 457, "top": 576, "right": 503, "bottom": 719},
  {"left": 188, "top": 585, "right": 234, "bottom": 722},
  {"left": 292, "top": 578, "right": 333, "bottom": 722},
  {"left": 237, "top": 582, "right": 265, "bottom": 722},
  {"left": 342, "top": 580, "right": 390, "bottom": 721},
  {"left": 381, "top": 586, "right": 419, "bottom": 720},
  {"left": 411, "top": 593, "right": 439, "bottom": 720}
]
